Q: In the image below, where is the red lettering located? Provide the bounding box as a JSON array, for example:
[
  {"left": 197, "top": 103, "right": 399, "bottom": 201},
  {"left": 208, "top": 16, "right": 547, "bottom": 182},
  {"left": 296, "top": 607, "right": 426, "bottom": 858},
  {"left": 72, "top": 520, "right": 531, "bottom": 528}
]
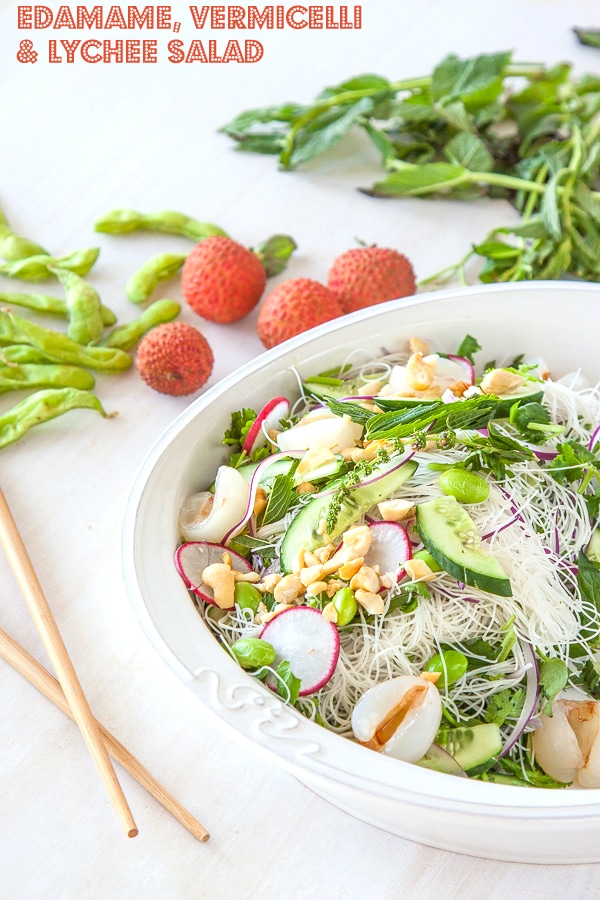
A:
[
  {"left": 168, "top": 38, "right": 185, "bottom": 61},
  {"left": 325, "top": 6, "right": 338, "bottom": 27},
  {"left": 340, "top": 6, "right": 352, "bottom": 28},
  {"left": 143, "top": 39, "right": 157, "bottom": 60},
  {"left": 209, "top": 39, "right": 222, "bottom": 61},
  {"left": 48, "top": 39, "right": 62, "bottom": 61},
  {"left": 228, "top": 6, "right": 246, "bottom": 27},
  {"left": 77, "top": 6, "right": 102, "bottom": 28},
  {"left": 247, "top": 6, "right": 274, "bottom": 28},
  {"left": 104, "top": 5, "right": 127, "bottom": 28},
  {"left": 286, "top": 5, "right": 307, "bottom": 28},
  {"left": 189, "top": 5, "right": 209, "bottom": 28},
  {"left": 308, "top": 6, "right": 323, "bottom": 27},
  {"left": 81, "top": 39, "right": 102, "bottom": 61},
  {"left": 354, "top": 4, "right": 361, "bottom": 27},
  {"left": 156, "top": 6, "right": 170, "bottom": 27},
  {"left": 245, "top": 39, "right": 263, "bottom": 61},
  {"left": 127, "top": 6, "right": 153, "bottom": 28},
  {"left": 18, "top": 6, "right": 33, "bottom": 28},
  {"left": 211, "top": 6, "right": 225, "bottom": 27},
  {"left": 54, "top": 6, "right": 76, "bottom": 27},
  {"left": 60, "top": 38, "right": 81, "bottom": 60},
  {"left": 34, "top": 6, "right": 53, "bottom": 28}
]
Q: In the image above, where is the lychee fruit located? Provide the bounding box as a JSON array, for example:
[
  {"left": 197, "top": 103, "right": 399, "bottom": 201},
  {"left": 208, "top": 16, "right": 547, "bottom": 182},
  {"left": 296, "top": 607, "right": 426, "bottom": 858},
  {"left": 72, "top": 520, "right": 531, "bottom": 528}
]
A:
[
  {"left": 136, "top": 321, "right": 213, "bottom": 396},
  {"left": 256, "top": 278, "right": 344, "bottom": 349},
  {"left": 327, "top": 246, "right": 416, "bottom": 313},
  {"left": 181, "top": 236, "right": 266, "bottom": 323}
]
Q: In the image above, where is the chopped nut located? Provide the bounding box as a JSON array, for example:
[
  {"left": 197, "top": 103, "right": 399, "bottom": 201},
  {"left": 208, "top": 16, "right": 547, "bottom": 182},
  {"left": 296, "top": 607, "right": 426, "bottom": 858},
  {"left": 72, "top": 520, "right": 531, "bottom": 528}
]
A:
[
  {"left": 201, "top": 563, "right": 235, "bottom": 609},
  {"left": 257, "top": 604, "right": 289, "bottom": 625},
  {"left": 221, "top": 552, "right": 232, "bottom": 566},
  {"left": 404, "top": 558, "right": 437, "bottom": 582},
  {"left": 313, "top": 544, "right": 335, "bottom": 564},
  {"left": 448, "top": 380, "right": 469, "bottom": 397},
  {"left": 322, "top": 601, "right": 338, "bottom": 623},
  {"left": 350, "top": 565, "right": 381, "bottom": 594},
  {"left": 380, "top": 574, "right": 393, "bottom": 589},
  {"left": 405, "top": 352, "right": 435, "bottom": 391},
  {"left": 355, "top": 589, "right": 385, "bottom": 614},
  {"left": 257, "top": 572, "right": 282, "bottom": 593},
  {"left": 299, "top": 564, "right": 325, "bottom": 587},
  {"left": 324, "top": 579, "right": 346, "bottom": 596},
  {"left": 273, "top": 574, "right": 304, "bottom": 605},
  {"left": 322, "top": 525, "right": 373, "bottom": 574},
  {"left": 297, "top": 482, "right": 317, "bottom": 494},
  {"left": 303, "top": 550, "right": 321, "bottom": 567},
  {"left": 305, "top": 580, "right": 329, "bottom": 597},
  {"left": 421, "top": 671, "right": 441, "bottom": 684},
  {"left": 291, "top": 549, "right": 305, "bottom": 576},
  {"left": 232, "top": 571, "right": 261, "bottom": 583},
  {"left": 338, "top": 557, "right": 364, "bottom": 580},
  {"left": 377, "top": 499, "right": 416, "bottom": 522},
  {"left": 480, "top": 367, "right": 527, "bottom": 396},
  {"left": 253, "top": 487, "right": 268, "bottom": 516},
  {"left": 409, "top": 336, "right": 430, "bottom": 356},
  {"left": 358, "top": 379, "right": 382, "bottom": 396}
]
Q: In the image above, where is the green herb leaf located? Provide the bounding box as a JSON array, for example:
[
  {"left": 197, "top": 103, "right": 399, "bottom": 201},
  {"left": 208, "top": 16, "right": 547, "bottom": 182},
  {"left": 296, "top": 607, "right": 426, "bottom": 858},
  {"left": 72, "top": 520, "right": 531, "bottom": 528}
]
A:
[
  {"left": 539, "top": 658, "right": 569, "bottom": 716},
  {"left": 261, "top": 473, "right": 294, "bottom": 526},
  {"left": 275, "top": 659, "right": 302, "bottom": 704},
  {"left": 456, "top": 334, "right": 481, "bottom": 363}
]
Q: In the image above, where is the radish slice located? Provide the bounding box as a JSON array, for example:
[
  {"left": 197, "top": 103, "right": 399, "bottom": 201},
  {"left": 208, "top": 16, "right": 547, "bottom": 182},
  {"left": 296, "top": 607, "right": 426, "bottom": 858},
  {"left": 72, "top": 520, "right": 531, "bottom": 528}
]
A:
[
  {"left": 242, "top": 396, "right": 291, "bottom": 455},
  {"left": 366, "top": 521, "right": 412, "bottom": 581},
  {"left": 260, "top": 606, "right": 340, "bottom": 696},
  {"left": 174, "top": 541, "right": 252, "bottom": 608},
  {"left": 445, "top": 354, "right": 475, "bottom": 384}
]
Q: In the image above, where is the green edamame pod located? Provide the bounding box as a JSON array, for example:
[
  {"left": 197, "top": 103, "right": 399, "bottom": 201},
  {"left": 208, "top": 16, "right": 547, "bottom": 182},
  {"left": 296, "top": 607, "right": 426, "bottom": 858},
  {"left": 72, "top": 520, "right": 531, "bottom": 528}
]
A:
[
  {"left": 0, "top": 247, "right": 99, "bottom": 281},
  {"left": 0, "top": 291, "right": 116, "bottom": 326},
  {"left": 102, "top": 299, "right": 180, "bottom": 350},
  {"left": 2, "top": 311, "right": 132, "bottom": 371},
  {"left": 0, "top": 209, "right": 48, "bottom": 260},
  {"left": 0, "top": 363, "right": 95, "bottom": 394},
  {"left": 126, "top": 253, "right": 187, "bottom": 304},
  {"left": 0, "top": 387, "right": 108, "bottom": 449},
  {"left": 0, "top": 345, "right": 55, "bottom": 365},
  {"left": 49, "top": 267, "right": 104, "bottom": 345},
  {"left": 94, "top": 208, "right": 228, "bottom": 241}
]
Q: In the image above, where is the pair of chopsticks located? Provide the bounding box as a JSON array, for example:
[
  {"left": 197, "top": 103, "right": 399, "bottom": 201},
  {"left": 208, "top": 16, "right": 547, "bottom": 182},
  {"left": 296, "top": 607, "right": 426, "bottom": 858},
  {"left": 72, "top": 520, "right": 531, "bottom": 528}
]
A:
[{"left": 0, "top": 486, "right": 209, "bottom": 844}]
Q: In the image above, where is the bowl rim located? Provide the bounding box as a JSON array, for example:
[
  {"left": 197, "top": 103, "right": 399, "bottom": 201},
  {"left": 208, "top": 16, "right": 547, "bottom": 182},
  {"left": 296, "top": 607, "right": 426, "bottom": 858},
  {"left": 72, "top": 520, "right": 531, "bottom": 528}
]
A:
[{"left": 122, "top": 279, "right": 600, "bottom": 818}]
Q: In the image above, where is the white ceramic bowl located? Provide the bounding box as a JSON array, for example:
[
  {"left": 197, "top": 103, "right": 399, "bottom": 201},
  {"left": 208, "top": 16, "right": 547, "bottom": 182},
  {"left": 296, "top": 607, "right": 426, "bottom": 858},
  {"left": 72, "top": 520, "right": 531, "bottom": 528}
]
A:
[{"left": 122, "top": 281, "right": 600, "bottom": 864}]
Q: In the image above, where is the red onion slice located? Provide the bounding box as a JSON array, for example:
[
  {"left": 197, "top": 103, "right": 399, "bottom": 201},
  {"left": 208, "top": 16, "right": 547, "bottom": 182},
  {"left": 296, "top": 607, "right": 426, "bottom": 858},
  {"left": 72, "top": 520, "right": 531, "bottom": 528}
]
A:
[{"left": 498, "top": 640, "right": 539, "bottom": 758}]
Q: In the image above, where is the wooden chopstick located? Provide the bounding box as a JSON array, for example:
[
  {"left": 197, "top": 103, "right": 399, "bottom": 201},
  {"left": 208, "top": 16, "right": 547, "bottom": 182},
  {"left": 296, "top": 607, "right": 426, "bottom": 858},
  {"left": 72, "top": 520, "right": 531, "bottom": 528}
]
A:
[
  {"left": 0, "top": 626, "right": 210, "bottom": 843},
  {"left": 0, "top": 486, "right": 138, "bottom": 838}
]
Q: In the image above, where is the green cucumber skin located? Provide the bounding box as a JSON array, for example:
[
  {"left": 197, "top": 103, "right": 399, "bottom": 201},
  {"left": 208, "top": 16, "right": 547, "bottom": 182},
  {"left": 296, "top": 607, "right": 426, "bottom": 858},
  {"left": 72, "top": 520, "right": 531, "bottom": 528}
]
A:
[
  {"left": 494, "top": 388, "right": 544, "bottom": 416},
  {"left": 586, "top": 528, "right": 600, "bottom": 566},
  {"left": 280, "top": 458, "right": 418, "bottom": 573},
  {"left": 416, "top": 496, "right": 512, "bottom": 597},
  {"left": 437, "top": 723, "right": 503, "bottom": 775}
]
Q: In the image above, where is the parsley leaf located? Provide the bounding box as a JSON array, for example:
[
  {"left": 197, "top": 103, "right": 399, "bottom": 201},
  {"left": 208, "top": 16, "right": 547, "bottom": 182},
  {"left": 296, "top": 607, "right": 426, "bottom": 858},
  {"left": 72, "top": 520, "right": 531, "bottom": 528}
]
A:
[
  {"left": 539, "top": 658, "right": 569, "bottom": 716},
  {"left": 456, "top": 334, "right": 481, "bottom": 364}
]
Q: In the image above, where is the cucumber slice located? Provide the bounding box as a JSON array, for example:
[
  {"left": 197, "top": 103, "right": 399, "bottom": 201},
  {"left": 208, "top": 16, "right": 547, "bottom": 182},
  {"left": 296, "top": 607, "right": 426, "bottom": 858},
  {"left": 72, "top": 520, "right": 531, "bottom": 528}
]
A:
[
  {"left": 493, "top": 386, "right": 543, "bottom": 416},
  {"left": 280, "top": 456, "right": 418, "bottom": 573},
  {"left": 437, "top": 723, "right": 503, "bottom": 775},
  {"left": 237, "top": 457, "right": 296, "bottom": 484},
  {"left": 376, "top": 396, "right": 439, "bottom": 411},
  {"left": 586, "top": 528, "right": 600, "bottom": 567},
  {"left": 293, "top": 455, "right": 345, "bottom": 485},
  {"left": 416, "top": 495, "right": 512, "bottom": 597},
  {"left": 303, "top": 378, "right": 359, "bottom": 401}
]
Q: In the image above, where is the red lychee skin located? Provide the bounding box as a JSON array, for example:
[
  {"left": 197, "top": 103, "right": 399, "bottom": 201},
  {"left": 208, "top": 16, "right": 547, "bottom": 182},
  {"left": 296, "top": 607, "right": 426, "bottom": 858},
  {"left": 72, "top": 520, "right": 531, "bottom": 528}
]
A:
[
  {"left": 136, "top": 321, "right": 214, "bottom": 396},
  {"left": 181, "top": 236, "right": 267, "bottom": 324},
  {"left": 257, "top": 278, "right": 344, "bottom": 349},
  {"left": 327, "top": 247, "right": 416, "bottom": 314}
]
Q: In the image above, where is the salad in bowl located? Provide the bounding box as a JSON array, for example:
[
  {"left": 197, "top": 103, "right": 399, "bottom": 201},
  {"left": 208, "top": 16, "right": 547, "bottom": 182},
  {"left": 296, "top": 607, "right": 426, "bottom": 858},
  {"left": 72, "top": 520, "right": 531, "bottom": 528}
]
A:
[{"left": 123, "top": 282, "right": 600, "bottom": 862}]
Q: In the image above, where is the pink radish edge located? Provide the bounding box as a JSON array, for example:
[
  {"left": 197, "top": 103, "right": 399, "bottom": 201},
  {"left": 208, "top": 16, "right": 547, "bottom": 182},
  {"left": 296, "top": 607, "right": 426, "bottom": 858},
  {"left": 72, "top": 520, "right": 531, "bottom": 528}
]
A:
[
  {"left": 222, "top": 450, "right": 305, "bottom": 545},
  {"left": 446, "top": 354, "right": 475, "bottom": 384},
  {"left": 366, "top": 520, "right": 412, "bottom": 582},
  {"left": 242, "top": 396, "right": 291, "bottom": 456},
  {"left": 174, "top": 541, "right": 252, "bottom": 609},
  {"left": 260, "top": 606, "right": 340, "bottom": 696}
]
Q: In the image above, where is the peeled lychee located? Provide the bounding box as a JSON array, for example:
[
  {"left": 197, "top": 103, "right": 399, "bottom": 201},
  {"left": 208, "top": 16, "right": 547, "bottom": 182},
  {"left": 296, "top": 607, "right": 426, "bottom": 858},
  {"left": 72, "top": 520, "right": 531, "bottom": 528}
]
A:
[
  {"left": 257, "top": 278, "right": 343, "bottom": 349},
  {"left": 136, "top": 321, "right": 213, "bottom": 396},
  {"left": 181, "top": 236, "right": 266, "bottom": 323},
  {"left": 327, "top": 246, "right": 416, "bottom": 313}
]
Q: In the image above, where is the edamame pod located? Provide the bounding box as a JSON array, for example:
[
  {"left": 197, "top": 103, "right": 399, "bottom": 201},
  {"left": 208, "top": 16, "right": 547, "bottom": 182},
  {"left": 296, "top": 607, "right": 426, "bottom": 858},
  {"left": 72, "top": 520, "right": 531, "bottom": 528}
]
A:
[
  {"left": 102, "top": 298, "right": 180, "bottom": 350},
  {"left": 0, "top": 291, "right": 116, "bottom": 326},
  {"left": 126, "top": 252, "right": 187, "bottom": 304},
  {"left": 0, "top": 387, "right": 108, "bottom": 449},
  {"left": 0, "top": 247, "right": 100, "bottom": 281},
  {"left": 49, "top": 267, "right": 104, "bottom": 345},
  {"left": 0, "top": 345, "right": 55, "bottom": 365},
  {"left": 94, "top": 208, "right": 228, "bottom": 241},
  {"left": 1, "top": 311, "right": 132, "bottom": 371},
  {"left": 0, "top": 209, "right": 48, "bottom": 260},
  {"left": 0, "top": 363, "right": 95, "bottom": 394}
]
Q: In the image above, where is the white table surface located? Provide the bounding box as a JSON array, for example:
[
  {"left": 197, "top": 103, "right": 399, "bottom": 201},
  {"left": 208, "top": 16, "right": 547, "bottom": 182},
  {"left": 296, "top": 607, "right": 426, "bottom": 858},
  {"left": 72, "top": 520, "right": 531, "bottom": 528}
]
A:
[{"left": 3, "top": 0, "right": 600, "bottom": 895}]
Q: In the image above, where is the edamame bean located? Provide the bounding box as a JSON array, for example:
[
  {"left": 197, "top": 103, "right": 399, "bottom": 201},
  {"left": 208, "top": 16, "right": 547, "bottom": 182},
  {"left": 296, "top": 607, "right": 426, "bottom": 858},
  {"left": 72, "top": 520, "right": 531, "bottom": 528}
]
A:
[
  {"left": 2, "top": 311, "right": 132, "bottom": 371},
  {"left": 0, "top": 291, "right": 116, "bottom": 326},
  {"left": 0, "top": 387, "right": 108, "bottom": 449},
  {"left": 0, "top": 247, "right": 99, "bottom": 281},
  {"left": 102, "top": 299, "right": 180, "bottom": 350},
  {"left": 0, "top": 363, "right": 95, "bottom": 394},
  {"left": 233, "top": 581, "right": 262, "bottom": 614},
  {"left": 439, "top": 468, "right": 490, "bottom": 504},
  {"left": 0, "top": 209, "right": 48, "bottom": 260},
  {"left": 126, "top": 252, "right": 187, "bottom": 304},
  {"left": 332, "top": 587, "right": 358, "bottom": 626},
  {"left": 94, "top": 208, "right": 228, "bottom": 241},
  {"left": 425, "top": 650, "right": 468, "bottom": 688},
  {"left": 49, "top": 267, "right": 104, "bottom": 345},
  {"left": 230, "top": 637, "right": 277, "bottom": 669}
]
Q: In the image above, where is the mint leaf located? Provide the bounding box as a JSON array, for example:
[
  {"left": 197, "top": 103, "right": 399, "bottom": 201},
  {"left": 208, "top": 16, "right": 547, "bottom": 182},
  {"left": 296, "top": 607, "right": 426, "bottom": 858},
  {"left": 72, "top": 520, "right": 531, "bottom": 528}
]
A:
[
  {"left": 456, "top": 334, "right": 481, "bottom": 363},
  {"left": 539, "top": 658, "right": 569, "bottom": 716},
  {"left": 275, "top": 659, "right": 301, "bottom": 704}
]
